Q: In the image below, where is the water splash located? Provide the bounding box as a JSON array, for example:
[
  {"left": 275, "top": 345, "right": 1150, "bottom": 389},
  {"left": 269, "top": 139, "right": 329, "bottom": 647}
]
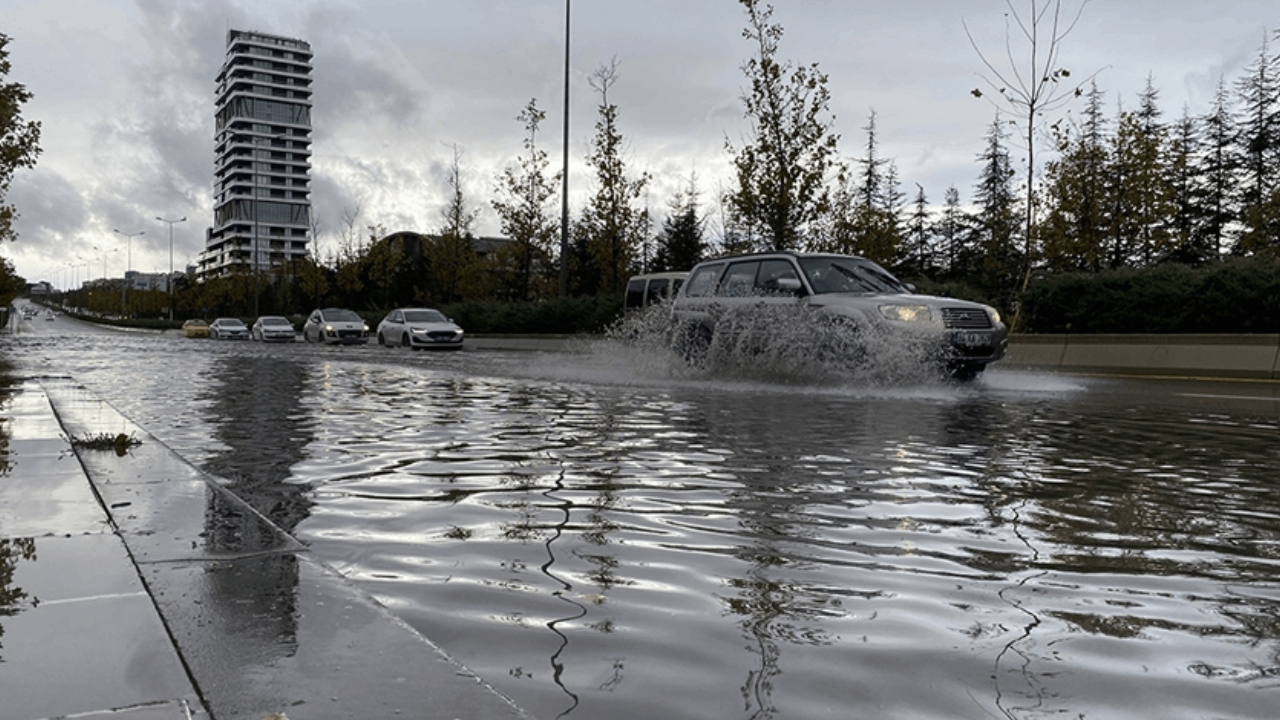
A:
[{"left": 600, "top": 304, "right": 954, "bottom": 387}]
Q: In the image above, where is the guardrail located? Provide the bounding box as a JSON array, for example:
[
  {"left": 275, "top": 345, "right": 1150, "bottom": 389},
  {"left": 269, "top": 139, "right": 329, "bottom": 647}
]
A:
[{"left": 1006, "top": 334, "right": 1280, "bottom": 380}]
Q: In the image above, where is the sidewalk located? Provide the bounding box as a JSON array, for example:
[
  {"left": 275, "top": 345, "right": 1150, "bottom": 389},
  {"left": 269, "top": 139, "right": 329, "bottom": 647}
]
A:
[{"left": 0, "top": 376, "right": 533, "bottom": 720}]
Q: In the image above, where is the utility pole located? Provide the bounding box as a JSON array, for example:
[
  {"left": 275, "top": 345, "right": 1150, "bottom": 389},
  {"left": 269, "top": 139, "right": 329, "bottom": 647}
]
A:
[
  {"left": 156, "top": 216, "right": 186, "bottom": 321},
  {"left": 112, "top": 229, "right": 144, "bottom": 316},
  {"left": 558, "top": 0, "right": 571, "bottom": 297}
]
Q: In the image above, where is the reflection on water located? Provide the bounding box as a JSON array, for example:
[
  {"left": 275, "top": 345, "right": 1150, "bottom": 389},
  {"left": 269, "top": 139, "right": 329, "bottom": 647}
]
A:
[
  {"left": 0, "top": 351, "right": 36, "bottom": 658},
  {"left": 0, "top": 538, "right": 38, "bottom": 657},
  {"left": 199, "top": 354, "right": 314, "bottom": 532},
  {"left": 12, "top": 332, "right": 1280, "bottom": 719}
]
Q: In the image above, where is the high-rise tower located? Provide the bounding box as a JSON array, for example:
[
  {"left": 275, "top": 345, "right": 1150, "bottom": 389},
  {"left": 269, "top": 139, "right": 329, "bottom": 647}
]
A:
[{"left": 203, "top": 29, "right": 312, "bottom": 278}]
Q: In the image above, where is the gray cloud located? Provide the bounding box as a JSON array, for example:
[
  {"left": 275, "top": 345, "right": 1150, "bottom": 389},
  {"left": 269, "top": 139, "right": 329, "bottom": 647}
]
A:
[{"left": 7, "top": 0, "right": 1280, "bottom": 285}]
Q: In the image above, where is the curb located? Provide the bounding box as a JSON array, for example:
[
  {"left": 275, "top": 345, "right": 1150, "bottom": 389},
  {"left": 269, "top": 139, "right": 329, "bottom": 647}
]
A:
[{"left": 42, "top": 378, "right": 536, "bottom": 720}]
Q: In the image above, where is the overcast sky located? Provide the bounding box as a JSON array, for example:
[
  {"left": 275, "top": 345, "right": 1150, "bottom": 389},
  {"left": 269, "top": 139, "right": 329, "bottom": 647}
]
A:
[{"left": 5, "top": 0, "right": 1278, "bottom": 287}]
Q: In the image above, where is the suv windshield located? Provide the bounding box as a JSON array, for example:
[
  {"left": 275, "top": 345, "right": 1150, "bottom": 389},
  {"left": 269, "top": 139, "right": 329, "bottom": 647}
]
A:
[{"left": 798, "top": 257, "right": 910, "bottom": 295}]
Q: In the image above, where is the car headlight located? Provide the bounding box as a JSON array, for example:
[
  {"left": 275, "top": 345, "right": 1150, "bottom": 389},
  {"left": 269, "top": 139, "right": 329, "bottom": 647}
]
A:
[
  {"left": 878, "top": 304, "right": 933, "bottom": 323},
  {"left": 985, "top": 306, "right": 1002, "bottom": 325}
]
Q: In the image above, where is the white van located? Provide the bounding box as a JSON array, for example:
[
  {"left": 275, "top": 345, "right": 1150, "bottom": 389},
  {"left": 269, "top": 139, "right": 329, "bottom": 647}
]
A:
[{"left": 624, "top": 271, "right": 688, "bottom": 311}]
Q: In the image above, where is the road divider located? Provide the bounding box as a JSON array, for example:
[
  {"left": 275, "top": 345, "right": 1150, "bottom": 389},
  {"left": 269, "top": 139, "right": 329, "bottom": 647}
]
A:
[{"left": 1006, "top": 334, "right": 1280, "bottom": 380}]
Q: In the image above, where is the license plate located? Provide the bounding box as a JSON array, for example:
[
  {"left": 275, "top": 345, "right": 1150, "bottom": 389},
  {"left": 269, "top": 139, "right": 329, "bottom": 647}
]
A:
[{"left": 955, "top": 331, "right": 992, "bottom": 347}]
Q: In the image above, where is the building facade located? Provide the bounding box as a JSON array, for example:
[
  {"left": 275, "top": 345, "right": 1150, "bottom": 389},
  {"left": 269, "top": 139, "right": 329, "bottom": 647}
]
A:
[{"left": 201, "top": 29, "right": 313, "bottom": 278}]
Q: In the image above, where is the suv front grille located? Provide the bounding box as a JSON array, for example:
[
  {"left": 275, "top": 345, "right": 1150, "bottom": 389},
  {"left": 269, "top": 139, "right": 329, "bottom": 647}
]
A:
[{"left": 942, "top": 308, "right": 993, "bottom": 329}]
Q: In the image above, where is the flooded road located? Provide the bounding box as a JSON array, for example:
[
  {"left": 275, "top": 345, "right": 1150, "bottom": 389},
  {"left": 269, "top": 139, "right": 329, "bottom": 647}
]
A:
[{"left": 7, "top": 307, "right": 1280, "bottom": 719}]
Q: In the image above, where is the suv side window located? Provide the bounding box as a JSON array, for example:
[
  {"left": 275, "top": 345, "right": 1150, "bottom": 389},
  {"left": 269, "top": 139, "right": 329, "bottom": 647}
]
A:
[
  {"left": 684, "top": 264, "right": 724, "bottom": 297},
  {"left": 625, "top": 279, "right": 647, "bottom": 309},
  {"left": 648, "top": 278, "right": 670, "bottom": 303},
  {"left": 718, "top": 261, "right": 761, "bottom": 297},
  {"left": 756, "top": 259, "right": 801, "bottom": 295}
]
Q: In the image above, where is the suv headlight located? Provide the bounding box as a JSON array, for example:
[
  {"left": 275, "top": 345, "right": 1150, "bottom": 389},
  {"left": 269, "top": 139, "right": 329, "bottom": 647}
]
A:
[
  {"left": 985, "top": 306, "right": 1002, "bottom": 325},
  {"left": 879, "top": 304, "right": 934, "bottom": 323}
]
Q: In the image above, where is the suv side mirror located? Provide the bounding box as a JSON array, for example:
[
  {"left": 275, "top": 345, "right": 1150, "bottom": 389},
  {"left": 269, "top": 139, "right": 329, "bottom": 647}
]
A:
[{"left": 775, "top": 277, "right": 803, "bottom": 295}]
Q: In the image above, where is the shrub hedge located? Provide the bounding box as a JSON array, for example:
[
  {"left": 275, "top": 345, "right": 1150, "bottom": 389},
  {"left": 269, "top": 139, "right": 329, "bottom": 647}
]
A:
[
  {"left": 1019, "top": 257, "right": 1280, "bottom": 333},
  {"left": 433, "top": 294, "right": 625, "bottom": 335}
]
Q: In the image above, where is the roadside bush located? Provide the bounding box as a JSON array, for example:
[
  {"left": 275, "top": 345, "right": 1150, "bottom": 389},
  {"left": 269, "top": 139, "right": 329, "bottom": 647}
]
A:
[
  {"left": 1020, "top": 258, "right": 1280, "bottom": 333},
  {"left": 437, "top": 295, "right": 625, "bottom": 334}
]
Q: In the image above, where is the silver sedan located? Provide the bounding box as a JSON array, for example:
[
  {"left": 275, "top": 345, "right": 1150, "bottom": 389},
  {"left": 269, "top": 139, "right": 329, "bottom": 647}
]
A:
[
  {"left": 252, "top": 316, "right": 296, "bottom": 342},
  {"left": 376, "top": 308, "right": 464, "bottom": 350}
]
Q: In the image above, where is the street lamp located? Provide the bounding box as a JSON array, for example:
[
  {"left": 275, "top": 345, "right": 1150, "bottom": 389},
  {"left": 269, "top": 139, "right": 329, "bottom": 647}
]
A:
[
  {"left": 156, "top": 216, "right": 186, "bottom": 320},
  {"left": 558, "top": 0, "right": 571, "bottom": 297},
  {"left": 113, "top": 228, "right": 144, "bottom": 315}
]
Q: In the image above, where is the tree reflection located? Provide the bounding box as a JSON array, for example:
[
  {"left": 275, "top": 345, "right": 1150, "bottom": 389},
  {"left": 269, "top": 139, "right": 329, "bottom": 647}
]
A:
[
  {"left": 0, "top": 354, "right": 14, "bottom": 478},
  {"left": 0, "top": 537, "right": 38, "bottom": 656}
]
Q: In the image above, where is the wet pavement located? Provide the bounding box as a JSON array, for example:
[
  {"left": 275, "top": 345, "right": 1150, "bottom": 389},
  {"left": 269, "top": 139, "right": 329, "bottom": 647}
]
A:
[
  {"left": 0, "top": 379, "right": 204, "bottom": 720},
  {"left": 7, "top": 305, "right": 1280, "bottom": 720},
  {"left": 0, "top": 374, "right": 532, "bottom": 720}
]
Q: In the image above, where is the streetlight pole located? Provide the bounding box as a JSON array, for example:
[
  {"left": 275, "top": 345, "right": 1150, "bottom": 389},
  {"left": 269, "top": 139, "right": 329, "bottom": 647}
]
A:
[
  {"left": 558, "top": 0, "right": 571, "bottom": 297},
  {"left": 113, "top": 229, "right": 144, "bottom": 316},
  {"left": 156, "top": 216, "right": 186, "bottom": 321}
]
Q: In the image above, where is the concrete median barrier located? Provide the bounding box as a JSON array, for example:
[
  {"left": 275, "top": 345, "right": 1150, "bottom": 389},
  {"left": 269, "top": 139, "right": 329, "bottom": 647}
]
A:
[{"left": 1006, "top": 334, "right": 1280, "bottom": 380}]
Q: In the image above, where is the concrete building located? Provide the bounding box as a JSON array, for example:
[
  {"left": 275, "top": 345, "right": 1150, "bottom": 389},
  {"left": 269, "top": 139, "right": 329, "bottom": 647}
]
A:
[
  {"left": 124, "top": 270, "right": 185, "bottom": 293},
  {"left": 201, "top": 29, "right": 313, "bottom": 278}
]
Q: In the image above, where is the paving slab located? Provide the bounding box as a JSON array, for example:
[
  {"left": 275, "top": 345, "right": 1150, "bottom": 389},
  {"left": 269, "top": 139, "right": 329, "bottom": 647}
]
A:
[
  {"left": 0, "top": 535, "right": 203, "bottom": 720},
  {"left": 0, "top": 468, "right": 110, "bottom": 537},
  {"left": 37, "top": 377, "right": 534, "bottom": 720},
  {"left": 145, "top": 554, "right": 531, "bottom": 720}
]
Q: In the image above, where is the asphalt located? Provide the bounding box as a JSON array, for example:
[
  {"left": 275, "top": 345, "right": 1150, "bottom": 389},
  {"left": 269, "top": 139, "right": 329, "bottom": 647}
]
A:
[{"left": 0, "top": 375, "right": 534, "bottom": 720}]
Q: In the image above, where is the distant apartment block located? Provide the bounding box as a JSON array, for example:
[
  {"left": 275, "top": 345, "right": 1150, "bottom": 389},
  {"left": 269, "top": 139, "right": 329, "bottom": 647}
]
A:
[{"left": 201, "top": 29, "right": 313, "bottom": 278}]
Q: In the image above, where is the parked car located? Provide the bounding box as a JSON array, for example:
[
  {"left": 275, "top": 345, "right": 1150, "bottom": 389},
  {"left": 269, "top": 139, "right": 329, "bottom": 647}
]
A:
[
  {"left": 625, "top": 271, "right": 688, "bottom": 311},
  {"left": 252, "top": 315, "right": 296, "bottom": 342},
  {"left": 376, "top": 308, "right": 464, "bottom": 350},
  {"left": 670, "top": 252, "right": 1008, "bottom": 379},
  {"left": 208, "top": 317, "right": 251, "bottom": 340},
  {"left": 302, "top": 308, "right": 370, "bottom": 345},
  {"left": 182, "top": 319, "right": 210, "bottom": 338}
]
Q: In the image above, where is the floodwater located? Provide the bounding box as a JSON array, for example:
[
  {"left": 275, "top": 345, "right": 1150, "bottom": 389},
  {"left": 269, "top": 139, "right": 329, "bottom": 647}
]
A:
[{"left": 7, "top": 310, "right": 1280, "bottom": 719}]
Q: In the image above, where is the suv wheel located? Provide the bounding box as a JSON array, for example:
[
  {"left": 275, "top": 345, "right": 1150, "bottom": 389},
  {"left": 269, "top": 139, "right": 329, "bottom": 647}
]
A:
[{"left": 675, "top": 322, "right": 712, "bottom": 368}]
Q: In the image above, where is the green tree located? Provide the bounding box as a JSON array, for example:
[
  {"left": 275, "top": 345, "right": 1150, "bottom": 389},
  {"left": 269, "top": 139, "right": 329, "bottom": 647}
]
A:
[
  {"left": 1235, "top": 32, "right": 1280, "bottom": 257},
  {"left": 1196, "top": 79, "right": 1242, "bottom": 259},
  {"left": 651, "top": 176, "right": 706, "bottom": 273},
  {"left": 1107, "top": 105, "right": 1175, "bottom": 267},
  {"left": 492, "top": 98, "right": 560, "bottom": 301},
  {"left": 428, "top": 145, "right": 485, "bottom": 304},
  {"left": 363, "top": 224, "right": 403, "bottom": 309},
  {"left": 1040, "top": 83, "right": 1109, "bottom": 272},
  {"left": 0, "top": 33, "right": 41, "bottom": 245},
  {"left": 972, "top": 114, "right": 1022, "bottom": 307},
  {"left": 1234, "top": 33, "right": 1279, "bottom": 219},
  {"left": 577, "top": 60, "right": 649, "bottom": 295},
  {"left": 903, "top": 184, "right": 933, "bottom": 276},
  {"left": 1165, "top": 107, "right": 1204, "bottom": 264},
  {"left": 725, "top": 0, "right": 840, "bottom": 250},
  {"left": 811, "top": 110, "right": 900, "bottom": 265},
  {"left": 292, "top": 254, "right": 330, "bottom": 310},
  {"left": 936, "top": 185, "right": 976, "bottom": 278}
]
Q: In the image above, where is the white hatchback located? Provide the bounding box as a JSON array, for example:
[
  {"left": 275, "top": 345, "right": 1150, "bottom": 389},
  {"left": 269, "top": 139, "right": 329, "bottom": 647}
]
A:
[
  {"left": 376, "top": 308, "right": 464, "bottom": 350},
  {"left": 302, "top": 308, "right": 369, "bottom": 345}
]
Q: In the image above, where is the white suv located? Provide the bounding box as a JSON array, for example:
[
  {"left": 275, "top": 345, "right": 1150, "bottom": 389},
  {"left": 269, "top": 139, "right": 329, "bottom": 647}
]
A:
[{"left": 670, "top": 252, "right": 1007, "bottom": 379}]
